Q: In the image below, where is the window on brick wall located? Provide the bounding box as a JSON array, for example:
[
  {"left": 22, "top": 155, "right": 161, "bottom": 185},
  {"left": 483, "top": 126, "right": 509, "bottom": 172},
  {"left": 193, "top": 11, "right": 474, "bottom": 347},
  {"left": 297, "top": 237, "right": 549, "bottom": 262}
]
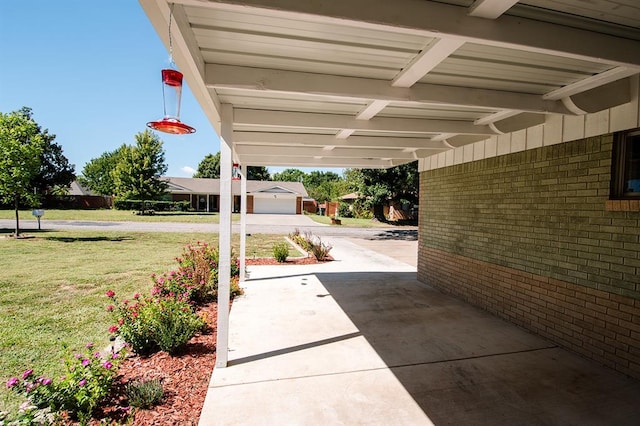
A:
[{"left": 612, "top": 128, "right": 640, "bottom": 198}]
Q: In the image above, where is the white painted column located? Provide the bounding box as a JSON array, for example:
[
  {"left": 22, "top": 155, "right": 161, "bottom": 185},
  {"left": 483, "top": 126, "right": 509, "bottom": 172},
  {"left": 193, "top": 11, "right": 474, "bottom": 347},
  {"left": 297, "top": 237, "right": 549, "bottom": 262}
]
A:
[
  {"left": 240, "top": 165, "right": 247, "bottom": 282},
  {"left": 216, "top": 104, "right": 233, "bottom": 368}
]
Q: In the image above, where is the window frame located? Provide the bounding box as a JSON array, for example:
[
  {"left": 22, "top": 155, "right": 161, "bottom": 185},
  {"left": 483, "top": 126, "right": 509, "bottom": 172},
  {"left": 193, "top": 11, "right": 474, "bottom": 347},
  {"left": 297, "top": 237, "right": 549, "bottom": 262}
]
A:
[{"left": 611, "top": 128, "right": 640, "bottom": 199}]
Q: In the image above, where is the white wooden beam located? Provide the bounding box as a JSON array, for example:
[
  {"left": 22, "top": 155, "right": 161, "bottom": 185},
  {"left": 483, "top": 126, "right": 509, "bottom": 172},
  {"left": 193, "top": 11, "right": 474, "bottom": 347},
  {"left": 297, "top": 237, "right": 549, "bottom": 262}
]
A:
[
  {"left": 543, "top": 67, "right": 639, "bottom": 100},
  {"left": 182, "top": 0, "right": 640, "bottom": 68},
  {"left": 206, "top": 64, "right": 571, "bottom": 114},
  {"left": 233, "top": 132, "right": 450, "bottom": 150},
  {"left": 357, "top": 100, "right": 389, "bottom": 120},
  {"left": 216, "top": 103, "right": 233, "bottom": 368},
  {"left": 233, "top": 109, "right": 496, "bottom": 135},
  {"left": 468, "top": 0, "right": 519, "bottom": 19},
  {"left": 474, "top": 110, "right": 522, "bottom": 125},
  {"left": 392, "top": 39, "right": 465, "bottom": 88},
  {"left": 234, "top": 145, "right": 420, "bottom": 160},
  {"left": 238, "top": 155, "right": 394, "bottom": 168}
]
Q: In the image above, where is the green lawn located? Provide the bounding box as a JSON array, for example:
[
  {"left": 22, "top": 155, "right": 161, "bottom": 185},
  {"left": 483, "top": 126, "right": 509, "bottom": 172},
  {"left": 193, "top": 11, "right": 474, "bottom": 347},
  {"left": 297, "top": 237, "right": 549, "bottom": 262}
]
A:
[
  {"left": 0, "top": 230, "right": 285, "bottom": 411},
  {"left": 0, "top": 209, "right": 240, "bottom": 223},
  {"left": 306, "top": 214, "right": 393, "bottom": 228}
]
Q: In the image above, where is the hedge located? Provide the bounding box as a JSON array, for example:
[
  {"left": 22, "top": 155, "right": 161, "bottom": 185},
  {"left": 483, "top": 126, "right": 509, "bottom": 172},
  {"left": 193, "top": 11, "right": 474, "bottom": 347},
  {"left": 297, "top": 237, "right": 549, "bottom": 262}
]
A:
[{"left": 113, "top": 199, "right": 191, "bottom": 212}]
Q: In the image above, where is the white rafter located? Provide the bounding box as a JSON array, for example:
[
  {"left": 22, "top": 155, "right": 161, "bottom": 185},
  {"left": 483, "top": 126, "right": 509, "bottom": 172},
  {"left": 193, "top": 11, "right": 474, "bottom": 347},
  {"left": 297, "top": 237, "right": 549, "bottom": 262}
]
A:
[
  {"left": 392, "top": 39, "right": 465, "bottom": 88},
  {"left": 238, "top": 155, "right": 395, "bottom": 168},
  {"left": 177, "top": 0, "right": 640, "bottom": 67},
  {"left": 206, "top": 64, "right": 571, "bottom": 114},
  {"left": 468, "top": 0, "right": 520, "bottom": 19},
  {"left": 233, "top": 109, "right": 496, "bottom": 135},
  {"left": 235, "top": 145, "right": 419, "bottom": 160},
  {"left": 542, "top": 67, "right": 639, "bottom": 100},
  {"left": 233, "top": 132, "right": 449, "bottom": 150}
]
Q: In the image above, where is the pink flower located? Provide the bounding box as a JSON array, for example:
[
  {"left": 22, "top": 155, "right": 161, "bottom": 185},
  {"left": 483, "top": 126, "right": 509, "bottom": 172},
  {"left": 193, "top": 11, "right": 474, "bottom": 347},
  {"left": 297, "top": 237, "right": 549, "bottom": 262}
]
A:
[
  {"left": 108, "top": 325, "right": 119, "bottom": 333},
  {"left": 106, "top": 305, "right": 115, "bottom": 312},
  {"left": 78, "top": 379, "right": 87, "bottom": 387},
  {"left": 118, "top": 318, "right": 124, "bottom": 326},
  {"left": 81, "top": 359, "right": 90, "bottom": 367},
  {"left": 103, "top": 361, "right": 113, "bottom": 369},
  {"left": 151, "top": 287, "right": 161, "bottom": 295},
  {"left": 41, "top": 377, "right": 52, "bottom": 386},
  {"left": 22, "top": 369, "right": 33, "bottom": 380},
  {"left": 133, "top": 293, "right": 140, "bottom": 300},
  {"left": 85, "top": 342, "right": 94, "bottom": 349},
  {"left": 105, "top": 290, "right": 115, "bottom": 298},
  {"left": 6, "top": 377, "right": 18, "bottom": 388},
  {"left": 94, "top": 352, "right": 101, "bottom": 359}
]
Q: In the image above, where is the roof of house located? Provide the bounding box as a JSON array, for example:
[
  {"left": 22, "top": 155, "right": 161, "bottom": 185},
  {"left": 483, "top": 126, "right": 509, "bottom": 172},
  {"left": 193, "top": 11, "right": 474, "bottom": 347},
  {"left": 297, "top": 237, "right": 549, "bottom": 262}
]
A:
[
  {"left": 163, "top": 177, "right": 309, "bottom": 197},
  {"left": 68, "top": 181, "right": 99, "bottom": 196}
]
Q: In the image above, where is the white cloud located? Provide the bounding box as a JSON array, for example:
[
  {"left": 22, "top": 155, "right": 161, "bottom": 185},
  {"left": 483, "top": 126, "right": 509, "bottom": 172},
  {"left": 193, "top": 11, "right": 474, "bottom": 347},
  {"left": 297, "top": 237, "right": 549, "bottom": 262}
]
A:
[{"left": 180, "top": 166, "right": 196, "bottom": 176}]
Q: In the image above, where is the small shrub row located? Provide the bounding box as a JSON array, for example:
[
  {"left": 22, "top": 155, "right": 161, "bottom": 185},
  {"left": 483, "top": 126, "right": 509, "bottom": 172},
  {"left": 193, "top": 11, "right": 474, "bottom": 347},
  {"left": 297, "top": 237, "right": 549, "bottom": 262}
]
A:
[
  {"left": 108, "top": 241, "right": 243, "bottom": 357},
  {"left": 288, "top": 229, "right": 333, "bottom": 261},
  {"left": 113, "top": 199, "right": 190, "bottom": 212}
]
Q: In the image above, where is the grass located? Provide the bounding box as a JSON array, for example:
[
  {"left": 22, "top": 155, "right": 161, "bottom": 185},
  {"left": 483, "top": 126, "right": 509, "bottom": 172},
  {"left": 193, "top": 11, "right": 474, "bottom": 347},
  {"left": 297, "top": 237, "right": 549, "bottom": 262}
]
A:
[
  {"left": 0, "top": 209, "right": 241, "bottom": 224},
  {"left": 306, "top": 214, "right": 392, "bottom": 228},
  {"left": 0, "top": 230, "right": 286, "bottom": 411}
]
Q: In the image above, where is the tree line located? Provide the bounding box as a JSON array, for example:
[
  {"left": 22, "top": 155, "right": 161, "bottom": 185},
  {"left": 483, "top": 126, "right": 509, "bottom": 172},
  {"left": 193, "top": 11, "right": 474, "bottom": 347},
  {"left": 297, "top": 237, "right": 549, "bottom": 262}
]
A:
[{"left": 1, "top": 106, "right": 418, "bottom": 237}]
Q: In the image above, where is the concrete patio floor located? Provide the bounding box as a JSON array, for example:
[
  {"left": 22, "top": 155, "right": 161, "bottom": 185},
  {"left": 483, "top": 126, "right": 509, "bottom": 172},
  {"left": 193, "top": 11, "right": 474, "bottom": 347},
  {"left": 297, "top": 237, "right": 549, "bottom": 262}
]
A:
[{"left": 199, "top": 238, "right": 640, "bottom": 425}]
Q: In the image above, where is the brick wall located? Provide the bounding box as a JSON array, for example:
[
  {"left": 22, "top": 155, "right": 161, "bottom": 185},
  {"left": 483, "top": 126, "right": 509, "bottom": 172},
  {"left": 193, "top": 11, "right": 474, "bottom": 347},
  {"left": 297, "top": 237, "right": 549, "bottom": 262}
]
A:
[{"left": 418, "top": 134, "right": 640, "bottom": 378}]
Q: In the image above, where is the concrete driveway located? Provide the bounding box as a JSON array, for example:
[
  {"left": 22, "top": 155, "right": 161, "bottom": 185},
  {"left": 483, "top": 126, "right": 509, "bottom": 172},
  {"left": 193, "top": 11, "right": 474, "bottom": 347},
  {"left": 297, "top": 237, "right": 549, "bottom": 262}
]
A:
[
  {"left": 244, "top": 213, "right": 324, "bottom": 227},
  {"left": 199, "top": 237, "right": 640, "bottom": 425}
]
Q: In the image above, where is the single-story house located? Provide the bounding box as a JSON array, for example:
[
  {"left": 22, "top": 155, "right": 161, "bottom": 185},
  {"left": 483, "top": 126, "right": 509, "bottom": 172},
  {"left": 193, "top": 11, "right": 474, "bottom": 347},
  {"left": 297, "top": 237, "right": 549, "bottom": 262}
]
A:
[{"left": 165, "top": 177, "right": 308, "bottom": 214}]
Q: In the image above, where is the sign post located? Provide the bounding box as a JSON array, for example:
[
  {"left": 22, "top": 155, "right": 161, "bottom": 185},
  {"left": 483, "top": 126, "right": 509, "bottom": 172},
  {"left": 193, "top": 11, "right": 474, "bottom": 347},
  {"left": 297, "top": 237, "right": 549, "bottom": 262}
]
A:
[{"left": 32, "top": 209, "right": 44, "bottom": 230}]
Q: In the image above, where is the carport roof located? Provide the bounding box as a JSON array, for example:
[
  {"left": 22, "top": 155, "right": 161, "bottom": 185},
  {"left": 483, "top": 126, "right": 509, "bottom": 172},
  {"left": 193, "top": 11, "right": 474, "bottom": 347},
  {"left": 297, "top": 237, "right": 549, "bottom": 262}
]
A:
[
  {"left": 165, "top": 176, "right": 308, "bottom": 196},
  {"left": 140, "top": 0, "right": 640, "bottom": 169}
]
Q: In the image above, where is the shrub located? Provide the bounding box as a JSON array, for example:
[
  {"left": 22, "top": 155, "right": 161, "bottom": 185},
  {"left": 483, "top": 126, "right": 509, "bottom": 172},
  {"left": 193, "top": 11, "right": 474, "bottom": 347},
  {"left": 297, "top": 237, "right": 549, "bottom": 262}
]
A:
[
  {"left": 125, "top": 378, "right": 164, "bottom": 409},
  {"left": 106, "top": 291, "right": 205, "bottom": 356},
  {"left": 113, "top": 199, "right": 190, "bottom": 211},
  {"left": 174, "top": 241, "right": 241, "bottom": 303},
  {"left": 310, "top": 239, "right": 333, "bottom": 261},
  {"left": 272, "top": 241, "right": 289, "bottom": 262},
  {"left": 338, "top": 202, "right": 354, "bottom": 218},
  {"left": 5, "top": 343, "right": 124, "bottom": 424}
]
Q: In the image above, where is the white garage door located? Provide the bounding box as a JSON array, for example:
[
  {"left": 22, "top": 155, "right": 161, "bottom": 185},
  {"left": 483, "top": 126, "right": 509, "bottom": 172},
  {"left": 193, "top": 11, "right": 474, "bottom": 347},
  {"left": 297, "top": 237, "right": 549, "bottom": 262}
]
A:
[{"left": 253, "top": 196, "right": 296, "bottom": 214}]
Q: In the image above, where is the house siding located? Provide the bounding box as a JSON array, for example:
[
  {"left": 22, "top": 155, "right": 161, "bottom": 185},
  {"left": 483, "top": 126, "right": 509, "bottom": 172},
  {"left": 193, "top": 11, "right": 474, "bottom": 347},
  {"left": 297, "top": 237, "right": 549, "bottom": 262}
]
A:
[{"left": 418, "top": 134, "right": 640, "bottom": 379}]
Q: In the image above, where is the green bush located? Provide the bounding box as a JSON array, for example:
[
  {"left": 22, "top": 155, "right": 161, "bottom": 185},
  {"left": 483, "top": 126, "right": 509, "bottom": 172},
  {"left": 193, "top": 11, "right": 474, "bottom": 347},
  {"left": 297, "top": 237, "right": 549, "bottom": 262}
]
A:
[
  {"left": 113, "top": 199, "right": 190, "bottom": 212},
  {"left": 272, "top": 241, "right": 289, "bottom": 262},
  {"left": 106, "top": 291, "right": 205, "bottom": 356},
  {"left": 126, "top": 378, "right": 164, "bottom": 409},
  {"left": 5, "top": 344, "right": 125, "bottom": 424},
  {"left": 338, "top": 202, "right": 354, "bottom": 218}
]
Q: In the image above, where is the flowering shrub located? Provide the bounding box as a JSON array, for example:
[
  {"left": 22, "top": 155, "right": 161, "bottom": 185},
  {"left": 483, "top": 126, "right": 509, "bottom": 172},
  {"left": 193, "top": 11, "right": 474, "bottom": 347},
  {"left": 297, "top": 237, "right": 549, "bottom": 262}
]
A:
[
  {"left": 164, "top": 241, "right": 242, "bottom": 303},
  {"left": 4, "top": 343, "right": 124, "bottom": 425},
  {"left": 106, "top": 290, "right": 206, "bottom": 356}
]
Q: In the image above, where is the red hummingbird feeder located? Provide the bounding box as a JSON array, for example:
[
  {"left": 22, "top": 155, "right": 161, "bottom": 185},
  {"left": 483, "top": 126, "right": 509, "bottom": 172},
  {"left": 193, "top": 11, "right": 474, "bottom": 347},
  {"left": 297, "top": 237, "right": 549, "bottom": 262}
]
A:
[{"left": 147, "top": 68, "right": 196, "bottom": 135}]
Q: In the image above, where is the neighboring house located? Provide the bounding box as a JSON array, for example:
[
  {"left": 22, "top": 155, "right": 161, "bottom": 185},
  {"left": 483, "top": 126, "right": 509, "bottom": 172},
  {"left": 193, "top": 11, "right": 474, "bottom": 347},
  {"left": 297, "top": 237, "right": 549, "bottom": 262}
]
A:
[
  {"left": 164, "top": 177, "right": 309, "bottom": 214},
  {"left": 43, "top": 181, "right": 112, "bottom": 209}
]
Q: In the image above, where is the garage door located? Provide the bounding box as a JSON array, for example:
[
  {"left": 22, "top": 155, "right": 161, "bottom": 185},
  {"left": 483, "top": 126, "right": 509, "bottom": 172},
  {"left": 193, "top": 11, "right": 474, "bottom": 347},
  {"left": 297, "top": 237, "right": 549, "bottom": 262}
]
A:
[{"left": 253, "top": 196, "right": 296, "bottom": 214}]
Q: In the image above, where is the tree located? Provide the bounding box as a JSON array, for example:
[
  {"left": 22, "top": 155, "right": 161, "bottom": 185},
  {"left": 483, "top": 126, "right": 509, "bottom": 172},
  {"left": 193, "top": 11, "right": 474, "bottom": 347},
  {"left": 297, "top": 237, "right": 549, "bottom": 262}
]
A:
[
  {"left": 194, "top": 152, "right": 271, "bottom": 180},
  {"left": 193, "top": 153, "right": 220, "bottom": 178},
  {"left": 246, "top": 166, "right": 270, "bottom": 181},
  {"left": 345, "top": 161, "right": 419, "bottom": 221},
  {"left": 112, "top": 130, "right": 168, "bottom": 213},
  {"left": 78, "top": 146, "right": 126, "bottom": 196},
  {"left": 0, "top": 108, "right": 45, "bottom": 236},
  {"left": 272, "top": 168, "right": 305, "bottom": 182},
  {"left": 31, "top": 130, "right": 75, "bottom": 197}
]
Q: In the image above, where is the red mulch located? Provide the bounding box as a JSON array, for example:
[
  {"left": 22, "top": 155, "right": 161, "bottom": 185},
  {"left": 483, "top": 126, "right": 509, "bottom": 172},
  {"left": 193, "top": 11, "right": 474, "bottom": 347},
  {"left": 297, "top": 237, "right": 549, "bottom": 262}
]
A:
[{"left": 81, "top": 256, "right": 332, "bottom": 424}]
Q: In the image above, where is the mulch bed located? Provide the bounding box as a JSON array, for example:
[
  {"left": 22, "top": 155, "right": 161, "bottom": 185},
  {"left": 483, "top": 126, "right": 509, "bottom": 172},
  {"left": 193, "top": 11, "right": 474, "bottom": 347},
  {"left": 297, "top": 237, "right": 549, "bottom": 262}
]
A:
[{"left": 85, "top": 256, "right": 332, "bottom": 424}]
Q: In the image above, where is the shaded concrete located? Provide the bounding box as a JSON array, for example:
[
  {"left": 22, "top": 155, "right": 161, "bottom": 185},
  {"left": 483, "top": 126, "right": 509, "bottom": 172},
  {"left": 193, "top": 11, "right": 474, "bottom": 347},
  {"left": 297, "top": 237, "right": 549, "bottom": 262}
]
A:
[{"left": 199, "top": 238, "right": 640, "bottom": 425}]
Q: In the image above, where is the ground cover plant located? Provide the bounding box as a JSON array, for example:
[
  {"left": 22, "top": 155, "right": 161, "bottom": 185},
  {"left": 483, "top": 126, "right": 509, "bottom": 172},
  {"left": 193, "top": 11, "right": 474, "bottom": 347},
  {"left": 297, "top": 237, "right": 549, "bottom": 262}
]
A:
[
  {"left": 0, "top": 230, "right": 283, "bottom": 412},
  {"left": 289, "top": 229, "right": 333, "bottom": 261}
]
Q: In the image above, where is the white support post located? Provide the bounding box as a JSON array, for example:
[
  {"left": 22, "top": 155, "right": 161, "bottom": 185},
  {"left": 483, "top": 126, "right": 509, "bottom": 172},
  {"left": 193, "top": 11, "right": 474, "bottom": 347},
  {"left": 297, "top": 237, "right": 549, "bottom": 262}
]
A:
[
  {"left": 216, "top": 104, "right": 233, "bottom": 368},
  {"left": 240, "top": 165, "right": 247, "bottom": 282}
]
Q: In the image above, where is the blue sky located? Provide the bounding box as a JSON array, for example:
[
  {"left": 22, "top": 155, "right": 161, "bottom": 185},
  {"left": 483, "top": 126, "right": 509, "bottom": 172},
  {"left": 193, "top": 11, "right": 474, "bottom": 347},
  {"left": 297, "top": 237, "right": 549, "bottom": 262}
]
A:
[{"left": 1, "top": 1, "right": 326, "bottom": 178}]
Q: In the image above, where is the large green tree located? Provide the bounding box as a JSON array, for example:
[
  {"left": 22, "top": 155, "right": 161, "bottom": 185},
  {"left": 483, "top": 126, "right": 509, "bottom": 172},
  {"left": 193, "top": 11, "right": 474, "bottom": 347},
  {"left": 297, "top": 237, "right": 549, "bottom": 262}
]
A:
[
  {"left": 194, "top": 152, "right": 271, "bottom": 180},
  {"left": 0, "top": 108, "right": 45, "bottom": 236},
  {"left": 346, "top": 161, "right": 418, "bottom": 221},
  {"left": 193, "top": 153, "right": 220, "bottom": 178},
  {"left": 272, "top": 168, "right": 305, "bottom": 182},
  {"left": 78, "top": 146, "right": 126, "bottom": 196},
  {"left": 112, "top": 130, "right": 168, "bottom": 213}
]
